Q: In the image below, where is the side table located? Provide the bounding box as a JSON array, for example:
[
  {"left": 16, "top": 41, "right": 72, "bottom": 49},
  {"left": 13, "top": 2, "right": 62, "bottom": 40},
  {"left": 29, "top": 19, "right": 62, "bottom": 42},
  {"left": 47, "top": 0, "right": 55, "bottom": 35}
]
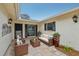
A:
[{"left": 30, "top": 38, "right": 40, "bottom": 47}]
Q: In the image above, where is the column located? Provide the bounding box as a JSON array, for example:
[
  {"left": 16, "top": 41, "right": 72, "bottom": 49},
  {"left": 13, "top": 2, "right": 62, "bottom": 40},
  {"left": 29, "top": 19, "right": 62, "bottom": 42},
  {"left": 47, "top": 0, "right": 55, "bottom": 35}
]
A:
[{"left": 23, "top": 24, "right": 25, "bottom": 38}]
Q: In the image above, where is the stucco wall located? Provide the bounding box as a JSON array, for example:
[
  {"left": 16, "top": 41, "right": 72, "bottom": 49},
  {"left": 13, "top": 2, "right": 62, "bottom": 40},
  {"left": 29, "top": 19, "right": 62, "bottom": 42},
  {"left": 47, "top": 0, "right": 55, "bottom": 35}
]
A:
[
  {"left": 0, "top": 5, "right": 13, "bottom": 55},
  {"left": 39, "top": 9, "right": 79, "bottom": 51},
  {"left": 56, "top": 17, "right": 79, "bottom": 51}
]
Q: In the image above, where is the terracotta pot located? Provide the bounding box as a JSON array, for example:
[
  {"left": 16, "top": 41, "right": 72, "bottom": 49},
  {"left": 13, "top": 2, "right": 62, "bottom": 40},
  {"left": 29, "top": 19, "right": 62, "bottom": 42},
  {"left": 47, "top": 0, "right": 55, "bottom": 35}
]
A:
[{"left": 53, "top": 36, "right": 60, "bottom": 47}]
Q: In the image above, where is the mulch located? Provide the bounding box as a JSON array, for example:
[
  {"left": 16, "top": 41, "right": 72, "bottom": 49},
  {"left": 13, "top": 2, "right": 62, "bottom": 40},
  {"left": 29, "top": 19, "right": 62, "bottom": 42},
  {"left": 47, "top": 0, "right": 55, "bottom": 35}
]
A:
[{"left": 55, "top": 45, "right": 79, "bottom": 56}]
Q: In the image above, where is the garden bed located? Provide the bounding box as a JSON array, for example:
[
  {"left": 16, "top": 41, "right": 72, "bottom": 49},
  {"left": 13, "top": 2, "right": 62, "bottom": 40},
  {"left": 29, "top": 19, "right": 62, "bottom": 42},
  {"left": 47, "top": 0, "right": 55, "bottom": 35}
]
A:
[{"left": 56, "top": 45, "right": 79, "bottom": 56}]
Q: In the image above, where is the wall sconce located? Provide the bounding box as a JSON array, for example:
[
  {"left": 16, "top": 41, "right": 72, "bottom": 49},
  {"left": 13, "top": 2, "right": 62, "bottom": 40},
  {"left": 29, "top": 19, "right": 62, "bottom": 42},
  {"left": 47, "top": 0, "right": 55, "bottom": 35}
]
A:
[
  {"left": 72, "top": 15, "right": 78, "bottom": 23},
  {"left": 8, "top": 18, "right": 12, "bottom": 24}
]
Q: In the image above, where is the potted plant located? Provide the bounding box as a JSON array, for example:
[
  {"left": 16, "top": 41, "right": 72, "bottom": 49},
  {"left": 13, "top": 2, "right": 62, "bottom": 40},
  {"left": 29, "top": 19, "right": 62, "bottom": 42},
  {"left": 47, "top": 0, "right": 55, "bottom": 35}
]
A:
[
  {"left": 53, "top": 32, "right": 60, "bottom": 39},
  {"left": 53, "top": 32, "right": 60, "bottom": 47}
]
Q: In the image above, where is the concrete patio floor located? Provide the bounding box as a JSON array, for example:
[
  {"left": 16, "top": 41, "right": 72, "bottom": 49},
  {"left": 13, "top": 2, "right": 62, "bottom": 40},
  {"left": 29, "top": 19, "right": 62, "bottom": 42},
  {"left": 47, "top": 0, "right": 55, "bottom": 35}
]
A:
[{"left": 5, "top": 37, "right": 67, "bottom": 56}]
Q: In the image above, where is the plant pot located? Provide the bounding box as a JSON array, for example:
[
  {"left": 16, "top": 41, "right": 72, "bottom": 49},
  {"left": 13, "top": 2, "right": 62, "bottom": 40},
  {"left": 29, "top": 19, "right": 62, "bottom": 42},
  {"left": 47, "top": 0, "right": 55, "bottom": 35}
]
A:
[{"left": 53, "top": 36, "right": 60, "bottom": 47}]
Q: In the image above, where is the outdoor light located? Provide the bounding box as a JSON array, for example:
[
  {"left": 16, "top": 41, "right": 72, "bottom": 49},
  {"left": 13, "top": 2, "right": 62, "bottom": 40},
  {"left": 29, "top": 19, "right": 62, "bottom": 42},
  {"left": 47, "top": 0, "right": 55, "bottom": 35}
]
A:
[
  {"left": 8, "top": 18, "right": 12, "bottom": 24},
  {"left": 72, "top": 15, "right": 78, "bottom": 23}
]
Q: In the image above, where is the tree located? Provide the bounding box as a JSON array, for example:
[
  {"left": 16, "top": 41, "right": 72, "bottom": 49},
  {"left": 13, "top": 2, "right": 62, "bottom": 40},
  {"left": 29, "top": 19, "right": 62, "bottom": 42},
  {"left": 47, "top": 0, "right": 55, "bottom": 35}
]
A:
[{"left": 20, "top": 14, "right": 30, "bottom": 20}]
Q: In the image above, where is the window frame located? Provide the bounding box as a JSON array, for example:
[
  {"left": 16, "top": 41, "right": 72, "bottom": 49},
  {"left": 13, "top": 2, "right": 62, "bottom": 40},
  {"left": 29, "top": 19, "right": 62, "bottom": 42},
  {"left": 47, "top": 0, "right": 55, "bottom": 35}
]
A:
[{"left": 44, "top": 22, "right": 56, "bottom": 31}]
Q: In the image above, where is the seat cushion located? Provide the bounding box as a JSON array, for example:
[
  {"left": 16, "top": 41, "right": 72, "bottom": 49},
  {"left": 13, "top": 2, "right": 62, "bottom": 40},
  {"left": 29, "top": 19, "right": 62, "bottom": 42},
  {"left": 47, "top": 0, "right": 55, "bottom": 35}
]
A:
[{"left": 39, "top": 37, "right": 48, "bottom": 42}]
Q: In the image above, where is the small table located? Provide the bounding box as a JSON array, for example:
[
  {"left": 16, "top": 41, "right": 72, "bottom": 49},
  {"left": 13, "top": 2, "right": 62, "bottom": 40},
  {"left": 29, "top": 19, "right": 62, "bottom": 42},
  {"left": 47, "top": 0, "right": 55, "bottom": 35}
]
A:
[{"left": 30, "top": 37, "right": 40, "bottom": 47}]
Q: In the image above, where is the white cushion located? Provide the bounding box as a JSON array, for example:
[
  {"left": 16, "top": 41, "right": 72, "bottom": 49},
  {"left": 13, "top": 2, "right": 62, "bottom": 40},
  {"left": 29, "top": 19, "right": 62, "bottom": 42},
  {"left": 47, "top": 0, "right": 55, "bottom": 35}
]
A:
[
  {"left": 40, "top": 34, "right": 53, "bottom": 38},
  {"left": 39, "top": 37, "right": 48, "bottom": 42},
  {"left": 39, "top": 34, "right": 53, "bottom": 42}
]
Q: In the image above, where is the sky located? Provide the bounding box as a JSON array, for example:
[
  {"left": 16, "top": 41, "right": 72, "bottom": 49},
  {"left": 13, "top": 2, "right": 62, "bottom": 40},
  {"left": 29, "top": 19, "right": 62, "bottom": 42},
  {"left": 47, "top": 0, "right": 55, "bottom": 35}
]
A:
[{"left": 20, "top": 3, "right": 79, "bottom": 20}]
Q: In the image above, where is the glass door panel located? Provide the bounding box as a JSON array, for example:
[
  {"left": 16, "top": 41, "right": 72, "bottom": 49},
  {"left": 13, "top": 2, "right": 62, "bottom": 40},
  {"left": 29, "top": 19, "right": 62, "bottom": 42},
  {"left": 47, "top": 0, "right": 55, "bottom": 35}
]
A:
[{"left": 25, "top": 24, "right": 37, "bottom": 36}]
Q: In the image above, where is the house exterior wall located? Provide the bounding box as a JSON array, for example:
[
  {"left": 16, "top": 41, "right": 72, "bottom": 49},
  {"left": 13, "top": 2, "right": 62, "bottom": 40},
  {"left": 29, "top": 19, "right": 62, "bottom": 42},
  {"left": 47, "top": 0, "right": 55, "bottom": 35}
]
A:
[
  {"left": 0, "top": 4, "right": 13, "bottom": 55},
  {"left": 56, "top": 16, "right": 79, "bottom": 51},
  {"left": 39, "top": 9, "right": 79, "bottom": 51},
  {"left": 0, "top": 3, "right": 79, "bottom": 56}
]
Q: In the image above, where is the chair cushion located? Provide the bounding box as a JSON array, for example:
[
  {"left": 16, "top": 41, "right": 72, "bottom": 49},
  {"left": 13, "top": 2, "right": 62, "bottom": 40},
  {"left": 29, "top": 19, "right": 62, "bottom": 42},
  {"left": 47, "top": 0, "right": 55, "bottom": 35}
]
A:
[{"left": 39, "top": 37, "right": 48, "bottom": 42}]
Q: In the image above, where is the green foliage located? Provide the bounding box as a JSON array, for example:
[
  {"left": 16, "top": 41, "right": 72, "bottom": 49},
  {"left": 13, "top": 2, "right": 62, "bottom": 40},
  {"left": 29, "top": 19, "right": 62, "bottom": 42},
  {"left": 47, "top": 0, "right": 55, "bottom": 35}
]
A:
[
  {"left": 63, "top": 46, "right": 72, "bottom": 52},
  {"left": 53, "top": 32, "right": 60, "bottom": 37}
]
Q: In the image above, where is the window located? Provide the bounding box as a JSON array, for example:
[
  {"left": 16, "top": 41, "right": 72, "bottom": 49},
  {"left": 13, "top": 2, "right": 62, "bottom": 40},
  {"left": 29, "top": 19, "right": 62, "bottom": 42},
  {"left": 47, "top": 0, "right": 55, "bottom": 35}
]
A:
[{"left": 44, "top": 22, "right": 56, "bottom": 31}]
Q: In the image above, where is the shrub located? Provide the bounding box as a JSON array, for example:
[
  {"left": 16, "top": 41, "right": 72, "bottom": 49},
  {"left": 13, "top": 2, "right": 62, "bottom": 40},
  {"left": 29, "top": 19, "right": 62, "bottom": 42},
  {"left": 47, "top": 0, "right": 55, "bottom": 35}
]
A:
[
  {"left": 53, "top": 32, "right": 60, "bottom": 37},
  {"left": 63, "top": 46, "right": 72, "bottom": 52}
]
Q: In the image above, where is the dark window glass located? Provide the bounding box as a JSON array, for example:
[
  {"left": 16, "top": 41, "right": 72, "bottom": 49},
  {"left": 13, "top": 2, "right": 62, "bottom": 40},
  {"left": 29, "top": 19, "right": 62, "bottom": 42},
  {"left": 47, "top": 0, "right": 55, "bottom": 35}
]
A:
[
  {"left": 47, "top": 23, "right": 52, "bottom": 30},
  {"left": 44, "top": 24, "right": 46, "bottom": 30},
  {"left": 52, "top": 22, "right": 56, "bottom": 31},
  {"left": 44, "top": 22, "right": 56, "bottom": 31},
  {"left": 25, "top": 24, "right": 37, "bottom": 36}
]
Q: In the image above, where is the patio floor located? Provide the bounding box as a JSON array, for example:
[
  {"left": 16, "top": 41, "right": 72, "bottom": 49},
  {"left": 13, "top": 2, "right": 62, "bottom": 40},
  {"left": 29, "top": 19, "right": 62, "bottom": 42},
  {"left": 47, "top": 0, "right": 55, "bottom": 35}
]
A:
[{"left": 5, "top": 36, "right": 66, "bottom": 56}]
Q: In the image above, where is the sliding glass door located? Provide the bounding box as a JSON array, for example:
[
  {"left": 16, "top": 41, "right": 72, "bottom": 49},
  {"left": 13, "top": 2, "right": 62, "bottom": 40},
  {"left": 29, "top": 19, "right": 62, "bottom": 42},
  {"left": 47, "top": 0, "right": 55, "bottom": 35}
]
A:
[{"left": 25, "top": 24, "right": 37, "bottom": 37}]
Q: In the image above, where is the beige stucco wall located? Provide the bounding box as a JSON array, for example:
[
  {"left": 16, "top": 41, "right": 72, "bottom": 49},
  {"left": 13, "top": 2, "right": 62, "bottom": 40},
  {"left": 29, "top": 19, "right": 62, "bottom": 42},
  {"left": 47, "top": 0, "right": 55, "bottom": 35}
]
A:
[
  {"left": 0, "top": 4, "right": 13, "bottom": 55},
  {"left": 56, "top": 16, "right": 79, "bottom": 51},
  {"left": 39, "top": 9, "right": 79, "bottom": 51}
]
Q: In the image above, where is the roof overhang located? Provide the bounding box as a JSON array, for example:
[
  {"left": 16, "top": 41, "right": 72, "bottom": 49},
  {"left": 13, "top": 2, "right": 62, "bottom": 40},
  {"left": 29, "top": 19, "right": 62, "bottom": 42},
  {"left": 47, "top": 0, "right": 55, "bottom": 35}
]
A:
[{"left": 3, "top": 3, "right": 19, "bottom": 20}]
